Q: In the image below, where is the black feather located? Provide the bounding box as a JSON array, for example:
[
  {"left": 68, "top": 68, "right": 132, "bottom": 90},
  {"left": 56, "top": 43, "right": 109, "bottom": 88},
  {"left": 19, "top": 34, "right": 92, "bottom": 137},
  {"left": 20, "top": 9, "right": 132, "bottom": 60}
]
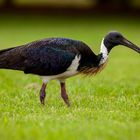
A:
[{"left": 0, "top": 38, "right": 98, "bottom": 76}]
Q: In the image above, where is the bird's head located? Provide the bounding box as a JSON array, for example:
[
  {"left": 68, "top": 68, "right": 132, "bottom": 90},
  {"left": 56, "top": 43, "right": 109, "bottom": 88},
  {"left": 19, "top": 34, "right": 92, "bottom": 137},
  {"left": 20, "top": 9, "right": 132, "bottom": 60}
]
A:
[{"left": 103, "top": 31, "right": 140, "bottom": 54}]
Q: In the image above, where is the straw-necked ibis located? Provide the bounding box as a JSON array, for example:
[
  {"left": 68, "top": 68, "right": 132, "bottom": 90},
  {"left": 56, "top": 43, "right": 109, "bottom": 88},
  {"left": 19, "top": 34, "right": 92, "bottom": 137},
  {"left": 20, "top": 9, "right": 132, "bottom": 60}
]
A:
[{"left": 0, "top": 31, "right": 139, "bottom": 106}]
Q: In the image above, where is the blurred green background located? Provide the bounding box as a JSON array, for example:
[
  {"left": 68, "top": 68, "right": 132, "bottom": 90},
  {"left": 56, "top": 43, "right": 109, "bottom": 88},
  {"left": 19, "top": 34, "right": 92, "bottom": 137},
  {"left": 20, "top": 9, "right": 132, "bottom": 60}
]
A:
[
  {"left": 0, "top": 0, "right": 140, "bottom": 8},
  {"left": 0, "top": 1, "right": 140, "bottom": 140},
  {"left": 0, "top": 0, "right": 140, "bottom": 12}
]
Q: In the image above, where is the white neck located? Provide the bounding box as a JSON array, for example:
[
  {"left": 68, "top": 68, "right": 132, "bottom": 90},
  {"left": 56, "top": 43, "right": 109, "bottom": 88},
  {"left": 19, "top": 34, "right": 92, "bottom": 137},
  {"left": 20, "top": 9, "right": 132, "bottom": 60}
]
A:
[{"left": 99, "top": 39, "right": 108, "bottom": 65}]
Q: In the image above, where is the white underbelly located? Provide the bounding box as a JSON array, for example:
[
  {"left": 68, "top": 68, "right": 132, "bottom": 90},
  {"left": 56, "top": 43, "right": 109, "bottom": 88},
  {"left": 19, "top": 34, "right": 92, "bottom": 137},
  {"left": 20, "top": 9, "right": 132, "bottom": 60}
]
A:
[
  {"left": 41, "top": 55, "right": 81, "bottom": 83},
  {"left": 41, "top": 70, "right": 78, "bottom": 83}
]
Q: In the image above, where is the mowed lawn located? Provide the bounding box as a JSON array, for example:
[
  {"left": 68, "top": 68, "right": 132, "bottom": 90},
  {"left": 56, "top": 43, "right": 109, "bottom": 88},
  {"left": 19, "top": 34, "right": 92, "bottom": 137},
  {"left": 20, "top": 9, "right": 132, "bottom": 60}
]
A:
[{"left": 0, "top": 14, "right": 140, "bottom": 140}]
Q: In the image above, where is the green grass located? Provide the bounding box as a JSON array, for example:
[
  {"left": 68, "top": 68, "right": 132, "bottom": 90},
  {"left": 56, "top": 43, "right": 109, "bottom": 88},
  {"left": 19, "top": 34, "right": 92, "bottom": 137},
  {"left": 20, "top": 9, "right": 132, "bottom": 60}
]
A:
[{"left": 0, "top": 14, "right": 140, "bottom": 140}]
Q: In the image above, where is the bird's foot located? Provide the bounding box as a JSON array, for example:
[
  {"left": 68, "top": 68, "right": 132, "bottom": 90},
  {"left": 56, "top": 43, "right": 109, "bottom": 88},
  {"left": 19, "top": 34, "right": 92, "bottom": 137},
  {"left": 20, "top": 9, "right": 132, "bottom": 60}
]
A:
[
  {"left": 66, "top": 100, "right": 70, "bottom": 107},
  {"left": 40, "top": 83, "right": 47, "bottom": 105},
  {"left": 60, "top": 82, "right": 70, "bottom": 107},
  {"left": 40, "top": 92, "right": 46, "bottom": 105},
  {"left": 61, "top": 94, "right": 70, "bottom": 107}
]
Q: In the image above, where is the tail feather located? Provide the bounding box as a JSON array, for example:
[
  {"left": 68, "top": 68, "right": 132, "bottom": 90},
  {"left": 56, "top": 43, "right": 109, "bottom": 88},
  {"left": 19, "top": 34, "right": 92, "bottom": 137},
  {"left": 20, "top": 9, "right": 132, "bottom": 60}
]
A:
[
  {"left": 0, "top": 47, "right": 15, "bottom": 69},
  {"left": 0, "top": 47, "right": 25, "bottom": 71},
  {"left": 0, "top": 47, "right": 15, "bottom": 55}
]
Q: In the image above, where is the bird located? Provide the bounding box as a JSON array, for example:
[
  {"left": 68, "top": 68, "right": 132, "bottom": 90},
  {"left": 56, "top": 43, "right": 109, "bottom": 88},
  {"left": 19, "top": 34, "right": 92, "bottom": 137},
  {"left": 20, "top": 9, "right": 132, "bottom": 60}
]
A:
[{"left": 0, "top": 31, "right": 139, "bottom": 106}]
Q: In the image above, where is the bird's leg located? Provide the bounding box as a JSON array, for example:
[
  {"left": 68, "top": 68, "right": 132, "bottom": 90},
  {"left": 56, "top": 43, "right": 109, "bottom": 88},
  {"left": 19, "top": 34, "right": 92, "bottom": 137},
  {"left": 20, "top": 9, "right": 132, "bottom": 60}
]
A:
[
  {"left": 40, "top": 83, "right": 47, "bottom": 105},
  {"left": 60, "top": 82, "right": 70, "bottom": 107}
]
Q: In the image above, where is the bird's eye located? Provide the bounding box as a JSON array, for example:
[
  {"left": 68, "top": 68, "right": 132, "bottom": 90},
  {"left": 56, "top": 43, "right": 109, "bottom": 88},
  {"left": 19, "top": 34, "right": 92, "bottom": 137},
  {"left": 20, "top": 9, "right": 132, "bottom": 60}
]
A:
[{"left": 116, "top": 35, "right": 120, "bottom": 38}]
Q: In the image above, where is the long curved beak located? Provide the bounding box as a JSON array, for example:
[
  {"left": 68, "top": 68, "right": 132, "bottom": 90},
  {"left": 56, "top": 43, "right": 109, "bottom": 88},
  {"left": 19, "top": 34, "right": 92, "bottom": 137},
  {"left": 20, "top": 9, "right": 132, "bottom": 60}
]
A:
[{"left": 121, "top": 38, "right": 140, "bottom": 54}]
